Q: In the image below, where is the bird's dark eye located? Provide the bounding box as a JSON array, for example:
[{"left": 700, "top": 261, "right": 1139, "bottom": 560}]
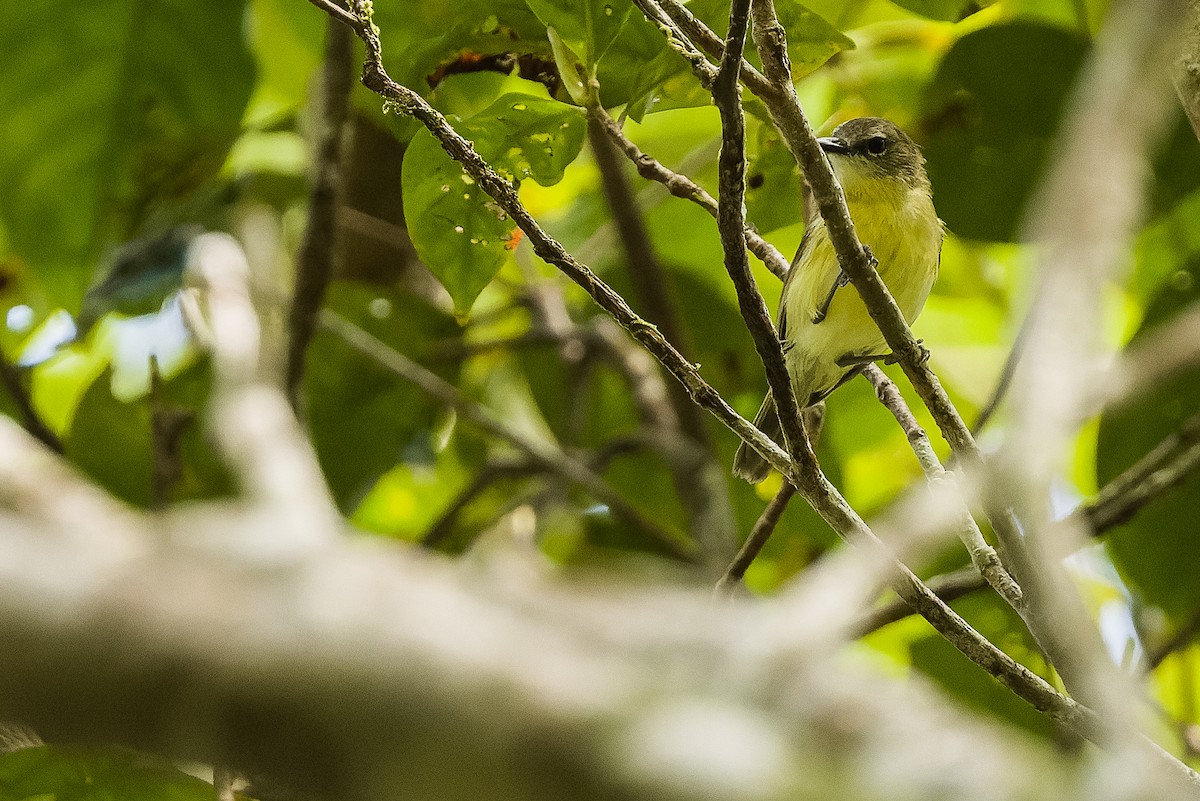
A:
[{"left": 864, "top": 135, "right": 888, "bottom": 155}]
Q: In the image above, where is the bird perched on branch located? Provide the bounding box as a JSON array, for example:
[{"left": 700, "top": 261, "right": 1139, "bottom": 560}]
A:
[{"left": 734, "top": 117, "right": 943, "bottom": 483}]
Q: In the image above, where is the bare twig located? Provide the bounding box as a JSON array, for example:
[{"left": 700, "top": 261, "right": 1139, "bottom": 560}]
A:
[
  {"left": 422, "top": 459, "right": 540, "bottom": 549},
  {"left": 148, "top": 356, "right": 193, "bottom": 511},
  {"left": 0, "top": 339, "right": 63, "bottom": 454},
  {"left": 321, "top": 310, "right": 699, "bottom": 563},
  {"left": 863, "top": 365, "right": 1022, "bottom": 608},
  {"left": 716, "top": 481, "right": 795, "bottom": 594},
  {"left": 1080, "top": 410, "right": 1200, "bottom": 533},
  {"left": 651, "top": 0, "right": 775, "bottom": 97},
  {"left": 853, "top": 567, "right": 985, "bottom": 636},
  {"left": 971, "top": 299, "right": 1037, "bottom": 435},
  {"left": 286, "top": 18, "right": 354, "bottom": 407},
  {"left": 1146, "top": 604, "right": 1200, "bottom": 670},
  {"left": 588, "top": 106, "right": 790, "bottom": 278},
  {"left": 861, "top": 408, "right": 1200, "bottom": 635},
  {"left": 712, "top": 0, "right": 806, "bottom": 468}
]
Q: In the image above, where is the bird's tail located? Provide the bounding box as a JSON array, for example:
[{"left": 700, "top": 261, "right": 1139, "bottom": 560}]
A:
[{"left": 733, "top": 394, "right": 780, "bottom": 484}]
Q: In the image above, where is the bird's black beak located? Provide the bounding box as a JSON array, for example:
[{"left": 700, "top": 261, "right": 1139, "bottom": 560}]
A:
[{"left": 818, "top": 136, "right": 849, "bottom": 155}]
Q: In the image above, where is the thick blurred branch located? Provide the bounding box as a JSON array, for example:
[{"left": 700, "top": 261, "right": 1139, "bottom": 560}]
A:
[
  {"left": 994, "top": 0, "right": 1187, "bottom": 739},
  {"left": 0, "top": 418, "right": 1128, "bottom": 801},
  {"left": 1174, "top": 0, "right": 1200, "bottom": 138},
  {"left": 286, "top": 18, "right": 354, "bottom": 407}
]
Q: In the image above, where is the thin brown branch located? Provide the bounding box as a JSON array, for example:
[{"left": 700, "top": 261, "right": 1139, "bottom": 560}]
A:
[
  {"left": 712, "top": 0, "right": 806, "bottom": 469},
  {"left": 0, "top": 339, "right": 63, "bottom": 454},
  {"left": 1080, "top": 410, "right": 1200, "bottom": 533},
  {"left": 853, "top": 567, "right": 985, "bottom": 637},
  {"left": 307, "top": 0, "right": 1160, "bottom": 748},
  {"left": 716, "top": 481, "right": 795, "bottom": 594},
  {"left": 148, "top": 356, "right": 193, "bottom": 511},
  {"left": 652, "top": 0, "right": 775, "bottom": 97},
  {"left": 286, "top": 17, "right": 354, "bottom": 407},
  {"left": 422, "top": 459, "right": 540, "bottom": 549},
  {"left": 588, "top": 105, "right": 790, "bottom": 279},
  {"left": 321, "top": 310, "right": 700, "bottom": 563},
  {"left": 863, "top": 365, "right": 1022, "bottom": 609}
]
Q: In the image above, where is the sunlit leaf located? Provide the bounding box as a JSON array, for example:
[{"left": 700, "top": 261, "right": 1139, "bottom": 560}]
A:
[
  {"left": 402, "top": 94, "right": 586, "bottom": 313},
  {"left": 0, "top": 746, "right": 216, "bottom": 801}
]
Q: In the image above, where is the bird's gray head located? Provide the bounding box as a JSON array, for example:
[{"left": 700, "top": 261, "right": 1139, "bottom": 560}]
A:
[{"left": 817, "top": 117, "right": 929, "bottom": 196}]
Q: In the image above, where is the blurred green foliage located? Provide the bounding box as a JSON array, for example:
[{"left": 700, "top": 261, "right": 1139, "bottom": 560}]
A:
[{"left": 2, "top": 0, "right": 1200, "bottom": 790}]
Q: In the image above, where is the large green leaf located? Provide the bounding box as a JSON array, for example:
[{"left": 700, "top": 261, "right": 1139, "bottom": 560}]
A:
[
  {"left": 688, "top": 0, "right": 855, "bottom": 81},
  {"left": 306, "top": 281, "right": 461, "bottom": 511},
  {"left": 525, "top": 0, "right": 633, "bottom": 65},
  {"left": 0, "top": 0, "right": 254, "bottom": 311},
  {"left": 373, "top": 0, "right": 550, "bottom": 95},
  {"left": 1097, "top": 252, "right": 1200, "bottom": 624},
  {"left": 0, "top": 745, "right": 215, "bottom": 801},
  {"left": 919, "top": 22, "right": 1089, "bottom": 242},
  {"left": 596, "top": 11, "right": 706, "bottom": 120},
  {"left": 402, "top": 94, "right": 586, "bottom": 313}
]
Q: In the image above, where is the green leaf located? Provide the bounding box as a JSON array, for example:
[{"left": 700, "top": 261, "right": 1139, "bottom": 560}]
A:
[
  {"left": 887, "top": 0, "right": 981, "bottom": 21},
  {"left": 525, "top": 0, "right": 634, "bottom": 65},
  {"left": 306, "top": 281, "right": 461, "bottom": 510},
  {"left": 0, "top": 0, "right": 254, "bottom": 311},
  {"left": 64, "top": 359, "right": 232, "bottom": 509},
  {"left": 401, "top": 94, "right": 586, "bottom": 313},
  {"left": 1097, "top": 254, "right": 1200, "bottom": 624},
  {"left": 688, "top": 0, "right": 855, "bottom": 81},
  {"left": 598, "top": 11, "right": 707, "bottom": 120},
  {"left": 373, "top": 0, "right": 550, "bottom": 96},
  {"left": 920, "top": 22, "right": 1089, "bottom": 242},
  {"left": 745, "top": 123, "right": 805, "bottom": 235},
  {"left": 0, "top": 745, "right": 215, "bottom": 801}
]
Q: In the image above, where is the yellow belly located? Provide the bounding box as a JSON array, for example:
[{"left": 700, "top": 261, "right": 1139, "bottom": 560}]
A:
[{"left": 780, "top": 188, "right": 941, "bottom": 404}]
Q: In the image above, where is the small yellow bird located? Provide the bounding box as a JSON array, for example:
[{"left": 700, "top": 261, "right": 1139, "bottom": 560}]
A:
[{"left": 734, "top": 117, "right": 943, "bottom": 483}]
